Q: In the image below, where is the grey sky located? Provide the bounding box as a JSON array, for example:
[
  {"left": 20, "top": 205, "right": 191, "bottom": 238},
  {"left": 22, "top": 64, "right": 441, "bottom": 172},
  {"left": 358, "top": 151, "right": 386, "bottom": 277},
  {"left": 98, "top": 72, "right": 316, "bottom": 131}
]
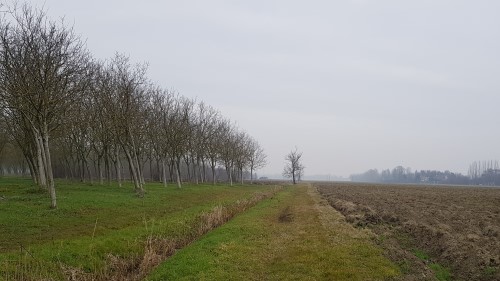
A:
[{"left": 28, "top": 0, "right": 500, "bottom": 177}]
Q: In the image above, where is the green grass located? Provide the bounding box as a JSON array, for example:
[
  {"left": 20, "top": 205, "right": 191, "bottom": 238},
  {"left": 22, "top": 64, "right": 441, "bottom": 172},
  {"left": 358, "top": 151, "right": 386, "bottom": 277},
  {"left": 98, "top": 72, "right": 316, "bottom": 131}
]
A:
[
  {"left": 429, "top": 263, "right": 452, "bottom": 281},
  {"left": 484, "top": 266, "right": 497, "bottom": 278},
  {"left": 147, "top": 184, "right": 400, "bottom": 280},
  {"left": 412, "top": 248, "right": 451, "bottom": 281},
  {"left": 412, "top": 248, "right": 430, "bottom": 261},
  {"left": 0, "top": 177, "right": 275, "bottom": 279}
]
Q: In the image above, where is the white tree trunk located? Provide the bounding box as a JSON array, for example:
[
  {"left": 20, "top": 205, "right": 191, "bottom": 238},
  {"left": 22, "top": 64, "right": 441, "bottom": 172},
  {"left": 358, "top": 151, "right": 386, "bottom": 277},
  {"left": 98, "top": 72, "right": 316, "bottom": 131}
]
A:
[
  {"left": 41, "top": 125, "right": 56, "bottom": 208},
  {"left": 175, "top": 159, "right": 182, "bottom": 188},
  {"left": 250, "top": 166, "right": 254, "bottom": 184},
  {"left": 193, "top": 159, "right": 199, "bottom": 184},
  {"left": 228, "top": 167, "right": 233, "bottom": 186},
  {"left": 211, "top": 163, "right": 216, "bottom": 185},
  {"left": 123, "top": 147, "right": 143, "bottom": 195},
  {"left": 115, "top": 147, "right": 122, "bottom": 187},
  {"left": 162, "top": 159, "right": 168, "bottom": 188},
  {"left": 35, "top": 134, "right": 47, "bottom": 188},
  {"left": 201, "top": 158, "right": 206, "bottom": 183}
]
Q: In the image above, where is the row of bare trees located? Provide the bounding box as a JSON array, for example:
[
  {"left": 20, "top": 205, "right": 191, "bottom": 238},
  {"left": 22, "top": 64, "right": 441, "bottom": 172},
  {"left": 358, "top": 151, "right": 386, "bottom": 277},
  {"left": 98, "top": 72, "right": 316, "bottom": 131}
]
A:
[
  {"left": 0, "top": 3, "right": 266, "bottom": 208},
  {"left": 468, "top": 160, "right": 500, "bottom": 179}
]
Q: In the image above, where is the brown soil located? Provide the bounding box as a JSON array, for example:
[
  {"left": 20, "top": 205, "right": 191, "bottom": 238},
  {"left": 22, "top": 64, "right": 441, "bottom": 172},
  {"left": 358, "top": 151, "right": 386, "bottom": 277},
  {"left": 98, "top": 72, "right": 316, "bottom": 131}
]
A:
[{"left": 316, "top": 182, "right": 500, "bottom": 281}]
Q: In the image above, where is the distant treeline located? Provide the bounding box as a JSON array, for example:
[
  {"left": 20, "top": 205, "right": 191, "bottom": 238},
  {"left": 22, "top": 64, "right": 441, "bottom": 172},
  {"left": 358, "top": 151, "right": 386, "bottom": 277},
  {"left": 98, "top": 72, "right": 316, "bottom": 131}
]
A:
[{"left": 350, "top": 161, "right": 500, "bottom": 186}]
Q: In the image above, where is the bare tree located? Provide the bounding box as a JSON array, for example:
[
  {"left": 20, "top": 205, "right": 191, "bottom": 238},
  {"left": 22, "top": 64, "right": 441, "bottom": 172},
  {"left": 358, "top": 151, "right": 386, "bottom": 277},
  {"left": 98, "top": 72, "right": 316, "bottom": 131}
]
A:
[
  {"left": 94, "top": 62, "right": 125, "bottom": 187},
  {"left": 248, "top": 138, "right": 266, "bottom": 183},
  {"left": 283, "top": 147, "right": 304, "bottom": 184},
  {"left": 233, "top": 131, "right": 250, "bottom": 184},
  {"left": 89, "top": 63, "right": 115, "bottom": 185},
  {"left": 198, "top": 105, "right": 220, "bottom": 183},
  {"left": 1, "top": 109, "right": 38, "bottom": 182},
  {"left": 166, "top": 96, "right": 194, "bottom": 188},
  {"left": 146, "top": 87, "right": 176, "bottom": 187},
  {"left": 190, "top": 102, "right": 211, "bottom": 184},
  {"left": 105, "top": 54, "right": 150, "bottom": 196},
  {"left": 204, "top": 112, "right": 223, "bottom": 185},
  {"left": 0, "top": 116, "right": 8, "bottom": 159},
  {"left": 218, "top": 120, "right": 237, "bottom": 186},
  {"left": 0, "top": 3, "right": 90, "bottom": 208}
]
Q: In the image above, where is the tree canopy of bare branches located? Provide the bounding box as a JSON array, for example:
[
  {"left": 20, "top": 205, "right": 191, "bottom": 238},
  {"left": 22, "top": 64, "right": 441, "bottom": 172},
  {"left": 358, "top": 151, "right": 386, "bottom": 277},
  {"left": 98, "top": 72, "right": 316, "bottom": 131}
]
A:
[
  {"left": 0, "top": 2, "right": 267, "bottom": 207},
  {"left": 0, "top": 3, "right": 90, "bottom": 208},
  {"left": 283, "top": 148, "right": 304, "bottom": 184}
]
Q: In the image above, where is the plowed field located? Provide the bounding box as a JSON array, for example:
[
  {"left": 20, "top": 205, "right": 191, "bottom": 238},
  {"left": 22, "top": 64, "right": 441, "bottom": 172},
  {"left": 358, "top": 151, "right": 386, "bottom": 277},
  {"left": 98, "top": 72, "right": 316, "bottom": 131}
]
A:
[{"left": 317, "top": 182, "right": 500, "bottom": 281}]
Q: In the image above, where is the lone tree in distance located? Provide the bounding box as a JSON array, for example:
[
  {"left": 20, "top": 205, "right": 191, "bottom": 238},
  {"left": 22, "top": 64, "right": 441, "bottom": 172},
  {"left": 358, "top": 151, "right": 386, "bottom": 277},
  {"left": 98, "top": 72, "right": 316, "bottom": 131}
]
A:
[{"left": 283, "top": 147, "right": 304, "bottom": 184}]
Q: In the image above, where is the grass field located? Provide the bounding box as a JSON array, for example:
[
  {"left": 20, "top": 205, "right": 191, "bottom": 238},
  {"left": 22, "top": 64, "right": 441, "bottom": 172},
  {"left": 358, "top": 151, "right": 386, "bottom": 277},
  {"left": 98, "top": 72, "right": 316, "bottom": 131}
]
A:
[
  {"left": 146, "top": 184, "right": 399, "bottom": 280},
  {"left": 0, "top": 178, "right": 278, "bottom": 280},
  {"left": 0, "top": 178, "right": 403, "bottom": 281}
]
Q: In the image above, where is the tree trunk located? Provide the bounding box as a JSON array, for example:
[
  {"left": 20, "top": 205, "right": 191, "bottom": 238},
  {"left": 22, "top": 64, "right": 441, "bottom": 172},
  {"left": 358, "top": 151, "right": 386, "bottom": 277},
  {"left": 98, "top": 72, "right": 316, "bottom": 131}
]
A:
[
  {"left": 227, "top": 166, "right": 233, "bottom": 186},
  {"left": 162, "top": 159, "right": 168, "bottom": 188},
  {"left": 250, "top": 166, "right": 254, "bottom": 184},
  {"left": 149, "top": 157, "right": 154, "bottom": 182},
  {"left": 198, "top": 158, "right": 203, "bottom": 183},
  {"left": 193, "top": 158, "right": 199, "bottom": 184},
  {"left": 184, "top": 156, "right": 191, "bottom": 182},
  {"left": 211, "top": 163, "right": 216, "bottom": 185},
  {"left": 169, "top": 159, "right": 175, "bottom": 182},
  {"left": 26, "top": 156, "right": 37, "bottom": 184},
  {"left": 105, "top": 152, "right": 111, "bottom": 185},
  {"left": 115, "top": 147, "right": 122, "bottom": 187},
  {"left": 201, "top": 158, "right": 207, "bottom": 183},
  {"left": 35, "top": 135, "right": 47, "bottom": 189},
  {"left": 175, "top": 158, "right": 182, "bottom": 188},
  {"left": 240, "top": 168, "right": 244, "bottom": 185},
  {"left": 136, "top": 154, "right": 145, "bottom": 185},
  {"left": 41, "top": 126, "right": 56, "bottom": 209},
  {"left": 98, "top": 156, "right": 104, "bottom": 185},
  {"left": 123, "top": 147, "right": 143, "bottom": 195},
  {"left": 21, "top": 148, "right": 38, "bottom": 185},
  {"left": 64, "top": 156, "right": 72, "bottom": 180},
  {"left": 86, "top": 159, "right": 93, "bottom": 185},
  {"left": 79, "top": 158, "right": 85, "bottom": 182},
  {"left": 156, "top": 158, "right": 161, "bottom": 183}
]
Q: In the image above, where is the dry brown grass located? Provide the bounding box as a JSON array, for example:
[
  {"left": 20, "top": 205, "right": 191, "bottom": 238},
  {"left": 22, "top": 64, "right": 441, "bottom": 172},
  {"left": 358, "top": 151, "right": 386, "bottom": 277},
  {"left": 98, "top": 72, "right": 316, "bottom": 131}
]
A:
[{"left": 1, "top": 258, "right": 52, "bottom": 281}]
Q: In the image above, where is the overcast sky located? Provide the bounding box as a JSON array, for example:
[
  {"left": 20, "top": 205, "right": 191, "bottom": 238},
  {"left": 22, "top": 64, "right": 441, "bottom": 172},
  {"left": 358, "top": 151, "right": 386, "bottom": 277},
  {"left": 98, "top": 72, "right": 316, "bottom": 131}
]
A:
[{"left": 26, "top": 0, "right": 500, "bottom": 178}]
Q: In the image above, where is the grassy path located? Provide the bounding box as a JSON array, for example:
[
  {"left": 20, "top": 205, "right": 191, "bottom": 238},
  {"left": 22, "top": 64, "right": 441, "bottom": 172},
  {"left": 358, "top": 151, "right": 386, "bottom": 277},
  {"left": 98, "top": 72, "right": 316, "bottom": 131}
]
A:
[{"left": 147, "top": 184, "right": 400, "bottom": 280}]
